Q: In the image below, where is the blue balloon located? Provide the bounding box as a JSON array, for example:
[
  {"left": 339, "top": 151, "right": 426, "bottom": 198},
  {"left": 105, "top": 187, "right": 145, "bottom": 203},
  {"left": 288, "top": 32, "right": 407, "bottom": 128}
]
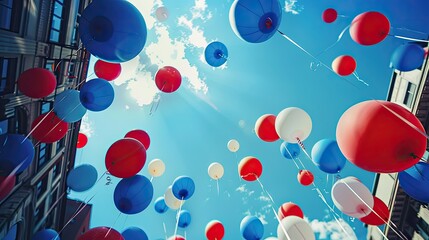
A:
[
  {"left": 398, "top": 162, "right": 429, "bottom": 203},
  {"left": 66, "top": 164, "right": 98, "bottom": 192},
  {"left": 280, "top": 142, "right": 300, "bottom": 159},
  {"left": 311, "top": 139, "right": 346, "bottom": 174},
  {"left": 204, "top": 41, "right": 228, "bottom": 67},
  {"left": 54, "top": 90, "right": 87, "bottom": 123},
  {"left": 390, "top": 43, "right": 425, "bottom": 71},
  {"left": 114, "top": 175, "right": 153, "bottom": 214},
  {"left": 122, "top": 226, "right": 148, "bottom": 240},
  {"left": 79, "top": 79, "right": 114, "bottom": 111},
  {"left": 0, "top": 134, "right": 34, "bottom": 174},
  {"left": 31, "top": 229, "right": 59, "bottom": 240},
  {"left": 230, "top": 0, "right": 282, "bottom": 43},
  {"left": 154, "top": 196, "right": 169, "bottom": 213},
  {"left": 240, "top": 216, "right": 264, "bottom": 240},
  {"left": 172, "top": 176, "right": 195, "bottom": 200},
  {"left": 178, "top": 210, "right": 192, "bottom": 228},
  {"left": 79, "top": 0, "right": 147, "bottom": 63}
]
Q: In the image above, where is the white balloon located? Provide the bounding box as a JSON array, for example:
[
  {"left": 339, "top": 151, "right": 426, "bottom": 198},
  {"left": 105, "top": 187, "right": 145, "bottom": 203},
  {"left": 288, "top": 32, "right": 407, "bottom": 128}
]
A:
[
  {"left": 148, "top": 158, "right": 165, "bottom": 177},
  {"left": 275, "top": 107, "right": 312, "bottom": 143},
  {"left": 277, "top": 216, "right": 315, "bottom": 240},
  {"left": 164, "top": 186, "right": 183, "bottom": 210},
  {"left": 331, "top": 176, "right": 374, "bottom": 218},
  {"left": 227, "top": 139, "right": 240, "bottom": 152},
  {"left": 208, "top": 162, "right": 224, "bottom": 180}
]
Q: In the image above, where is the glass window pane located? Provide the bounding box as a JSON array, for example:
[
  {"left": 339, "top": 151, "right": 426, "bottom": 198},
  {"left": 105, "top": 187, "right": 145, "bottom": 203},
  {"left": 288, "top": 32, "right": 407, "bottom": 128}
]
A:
[
  {"left": 49, "top": 30, "right": 59, "bottom": 42},
  {"left": 53, "top": 2, "right": 63, "bottom": 17},
  {"left": 2, "top": 59, "right": 8, "bottom": 77},
  {"left": 51, "top": 16, "right": 61, "bottom": 30},
  {"left": 41, "top": 102, "right": 51, "bottom": 114},
  {"left": 0, "top": 6, "right": 12, "bottom": 30}
]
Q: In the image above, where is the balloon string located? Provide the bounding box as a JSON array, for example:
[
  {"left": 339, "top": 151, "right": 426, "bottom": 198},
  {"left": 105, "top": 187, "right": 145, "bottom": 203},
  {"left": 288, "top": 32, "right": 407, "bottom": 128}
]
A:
[
  {"left": 21, "top": 108, "right": 55, "bottom": 143},
  {"left": 254, "top": 176, "right": 292, "bottom": 240},
  {"left": 278, "top": 31, "right": 428, "bottom": 139},
  {"left": 150, "top": 82, "right": 166, "bottom": 115},
  {"left": 57, "top": 170, "right": 109, "bottom": 236},
  {"left": 352, "top": 72, "right": 369, "bottom": 86},
  {"left": 391, "top": 27, "right": 428, "bottom": 36},
  {"left": 389, "top": 34, "right": 429, "bottom": 43},
  {"left": 216, "top": 179, "right": 220, "bottom": 196},
  {"left": 105, "top": 212, "right": 122, "bottom": 238},
  {"left": 340, "top": 177, "right": 408, "bottom": 240},
  {"left": 173, "top": 197, "right": 184, "bottom": 237},
  {"left": 277, "top": 30, "right": 369, "bottom": 87},
  {"left": 150, "top": 176, "right": 154, "bottom": 183},
  {"left": 314, "top": 24, "right": 350, "bottom": 58},
  {"left": 283, "top": 145, "right": 301, "bottom": 169},
  {"left": 163, "top": 222, "right": 168, "bottom": 240},
  {"left": 282, "top": 140, "right": 355, "bottom": 238}
]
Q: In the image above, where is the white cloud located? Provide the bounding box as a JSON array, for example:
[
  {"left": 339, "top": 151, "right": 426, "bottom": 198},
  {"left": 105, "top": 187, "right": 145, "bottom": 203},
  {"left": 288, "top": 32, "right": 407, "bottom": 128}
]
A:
[
  {"left": 80, "top": 114, "right": 94, "bottom": 137},
  {"left": 111, "top": 0, "right": 212, "bottom": 108},
  {"left": 259, "top": 195, "right": 271, "bottom": 202},
  {"left": 236, "top": 184, "right": 247, "bottom": 193},
  {"left": 310, "top": 218, "right": 357, "bottom": 240},
  {"left": 284, "top": 0, "right": 303, "bottom": 15}
]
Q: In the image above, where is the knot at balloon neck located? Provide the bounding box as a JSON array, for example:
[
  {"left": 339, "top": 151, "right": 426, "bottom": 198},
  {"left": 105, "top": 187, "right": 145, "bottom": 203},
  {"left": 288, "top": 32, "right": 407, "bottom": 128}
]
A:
[
  {"left": 258, "top": 13, "right": 278, "bottom": 33},
  {"left": 265, "top": 18, "right": 273, "bottom": 29},
  {"left": 178, "top": 189, "right": 188, "bottom": 198},
  {"left": 214, "top": 49, "right": 223, "bottom": 59},
  {"left": 89, "top": 16, "right": 114, "bottom": 42},
  {"left": 119, "top": 198, "right": 132, "bottom": 212}
]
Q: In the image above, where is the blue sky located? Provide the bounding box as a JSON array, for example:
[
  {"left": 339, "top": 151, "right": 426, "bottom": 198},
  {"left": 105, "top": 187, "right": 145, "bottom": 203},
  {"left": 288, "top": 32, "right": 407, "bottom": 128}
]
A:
[{"left": 70, "top": 0, "right": 429, "bottom": 239}]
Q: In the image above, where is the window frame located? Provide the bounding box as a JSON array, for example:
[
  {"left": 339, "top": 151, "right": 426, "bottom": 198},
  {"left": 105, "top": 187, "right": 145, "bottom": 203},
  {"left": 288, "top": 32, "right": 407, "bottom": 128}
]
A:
[{"left": 0, "top": 57, "right": 18, "bottom": 96}]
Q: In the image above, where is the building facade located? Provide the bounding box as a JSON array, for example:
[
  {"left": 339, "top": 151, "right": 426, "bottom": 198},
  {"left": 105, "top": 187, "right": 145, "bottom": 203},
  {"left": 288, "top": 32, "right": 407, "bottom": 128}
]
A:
[
  {"left": 0, "top": 0, "right": 91, "bottom": 239},
  {"left": 367, "top": 45, "right": 429, "bottom": 240}
]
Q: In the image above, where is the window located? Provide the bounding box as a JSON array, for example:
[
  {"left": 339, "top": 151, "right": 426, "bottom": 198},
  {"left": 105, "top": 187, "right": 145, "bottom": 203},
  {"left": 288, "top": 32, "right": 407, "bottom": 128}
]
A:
[
  {"left": 38, "top": 143, "right": 51, "bottom": 170},
  {"left": 56, "top": 137, "right": 65, "bottom": 154},
  {"left": 49, "top": 0, "right": 64, "bottom": 42},
  {"left": 403, "top": 82, "right": 417, "bottom": 108},
  {"left": 36, "top": 178, "right": 48, "bottom": 200},
  {"left": 52, "top": 161, "right": 62, "bottom": 181},
  {"left": 0, "top": 0, "right": 21, "bottom": 32},
  {"left": 50, "top": 187, "right": 58, "bottom": 206},
  {"left": 40, "top": 101, "right": 52, "bottom": 114},
  {"left": 0, "top": 57, "right": 18, "bottom": 96}
]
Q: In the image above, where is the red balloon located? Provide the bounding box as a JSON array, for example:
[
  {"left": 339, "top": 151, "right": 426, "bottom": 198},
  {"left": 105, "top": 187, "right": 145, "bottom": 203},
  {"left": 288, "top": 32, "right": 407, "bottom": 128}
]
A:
[
  {"left": 168, "top": 236, "right": 185, "bottom": 240},
  {"left": 332, "top": 55, "right": 356, "bottom": 76},
  {"left": 349, "top": 11, "right": 390, "bottom": 46},
  {"left": 77, "top": 133, "right": 88, "bottom": 148},
  {"left": 297, "top": 170, "right": 314, "bottom": 186},
  {"left": 78, "top": 227, "right": 124, "bottom": 240},
  {"left": 105, "top": 138, "right": 146, "bottom": 178},
  {"left": 238, "top": 156, "right": 262, "bottom": 181},
  {"left": 336, "top": 100, "right": 426, "bottom": 173},
  {"left": 255, "top": 114, "right": 279, "bottom": 142},
  {"left": 124, "top": 129, "right": 150, "bottom": 150},
  {"left": 155, "top": 66, "right": 182, "bottom": 93},
  {"left": 278, "top": 202, "right": 304, "bottom": 220},
  {"left": 205, "top": 220, "right": 225, "bottom": 240},
  {"left": 360, "top": 196, "right": 389, "bottom": 226},
  {"left": 31, "top": 112, "right": 68, "bottom": 143},
  {"left": 94, "top": 60, "right": 122, "bottom": 81},
  {"left": 322, "top": 8, "right": 337, "bottom": 23},
  {"left": 17, "top": 68, "right": 57, "bottom": 98},
  {"left": 0, "top": 175, "right": 16, "bottom": 201}
]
